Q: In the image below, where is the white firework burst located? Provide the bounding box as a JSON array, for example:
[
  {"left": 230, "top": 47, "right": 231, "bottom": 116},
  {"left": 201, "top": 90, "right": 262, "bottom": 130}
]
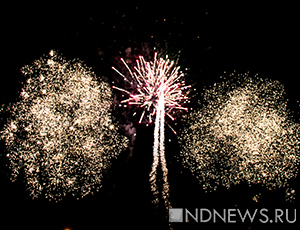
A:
[
  {"left": 1, "top": 50, "right": 128, "bottom": 201},
  {"left": 179, "top": 73, "right": 300, "bottom": 193}
]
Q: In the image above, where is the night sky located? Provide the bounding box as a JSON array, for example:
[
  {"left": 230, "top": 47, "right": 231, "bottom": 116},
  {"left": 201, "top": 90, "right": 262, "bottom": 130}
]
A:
[{"left": 1, "top": 3, "right": 299, "bottom": 230}]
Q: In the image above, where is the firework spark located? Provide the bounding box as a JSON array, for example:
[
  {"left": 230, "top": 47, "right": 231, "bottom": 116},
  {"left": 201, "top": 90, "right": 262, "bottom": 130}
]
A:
[
  {"left": 179, "top": 73, "right": 300, "bottom": 193},
  {"left": 113, "top": 52, "right": 190, "bottom": 208},
  {"left": 1, "top": 51, "right": 128, "bottom": 201},
  {"left": 285, "top": 187, "right": 296, "bottom": 202}
]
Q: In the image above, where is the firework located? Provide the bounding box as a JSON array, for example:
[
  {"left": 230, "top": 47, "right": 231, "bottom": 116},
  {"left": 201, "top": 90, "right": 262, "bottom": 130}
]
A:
[
  {"left": 113, "top": 52, "right": 190, "bottom": 208},
  {"left": 1, "top": 50, "right": 128, "bottom": 201},
  {"left": 179, "top": 73, "right": 300, "bottom": 192}
]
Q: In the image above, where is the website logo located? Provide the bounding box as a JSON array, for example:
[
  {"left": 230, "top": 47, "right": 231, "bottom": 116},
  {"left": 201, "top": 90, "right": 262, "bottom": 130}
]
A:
[{"left": 169, "top": 208, "right": 297, "bottom": 224}]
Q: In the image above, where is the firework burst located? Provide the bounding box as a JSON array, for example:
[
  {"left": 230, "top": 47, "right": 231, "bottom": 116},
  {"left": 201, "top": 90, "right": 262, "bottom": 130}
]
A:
[
  {"left": 179, "top": 73, "right": 300, "bottom": 193},
  {"left": 1, "top": 51, "right": 128, "bottom": 201},
  {"left": 113, "top": 52, "right": 190, "bottom": 208}
]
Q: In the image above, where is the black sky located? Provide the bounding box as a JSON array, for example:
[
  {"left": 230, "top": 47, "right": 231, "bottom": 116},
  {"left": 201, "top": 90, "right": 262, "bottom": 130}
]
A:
[{"left": 1, "top": 3, "right": 299, "bottom": 230}]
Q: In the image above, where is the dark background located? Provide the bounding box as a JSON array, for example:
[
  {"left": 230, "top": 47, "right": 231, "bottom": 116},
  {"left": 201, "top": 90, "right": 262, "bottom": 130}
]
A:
[{"left": 1, "top": 2, "right": 299, "bottom": 230}]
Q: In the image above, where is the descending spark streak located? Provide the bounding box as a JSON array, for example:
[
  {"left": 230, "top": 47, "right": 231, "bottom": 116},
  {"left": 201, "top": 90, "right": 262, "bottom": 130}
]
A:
[
  {"left": 113, "top": 52, "right": 189, "bottom": 209},
  {"left": 158, "top": 93, "right": 171, "bottom": 208},
  {"left": 150, "top": 100, "right": 160, "bottom": 199}
]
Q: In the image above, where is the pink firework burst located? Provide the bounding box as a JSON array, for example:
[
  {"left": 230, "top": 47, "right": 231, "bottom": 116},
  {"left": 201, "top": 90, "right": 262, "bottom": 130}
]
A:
[
  {"left": 112, "top": 52, "right": 190, "bottom": 126},
  {"left": 113, "top": 52, "right": 190, "bottom": 209}
]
